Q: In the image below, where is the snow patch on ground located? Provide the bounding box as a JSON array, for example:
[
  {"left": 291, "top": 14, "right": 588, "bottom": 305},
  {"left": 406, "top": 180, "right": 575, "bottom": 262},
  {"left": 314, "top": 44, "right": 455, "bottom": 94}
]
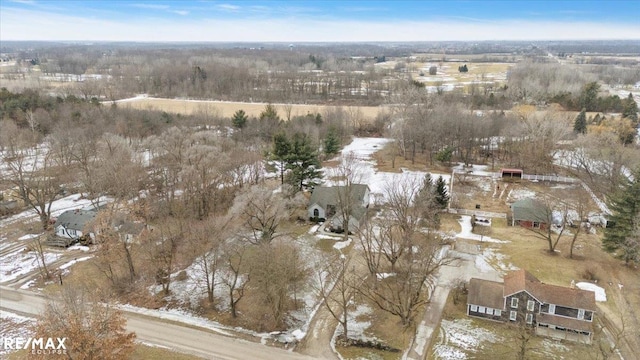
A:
[
  {"left": 539, "top": 338, "right": 570, "bottom": 358},
  {"left": 432, "top": 319, "right": 502, "bottom": 360},
  {"left": 506, "top": 189, "right": 537, "bottom": 202},
  {"left": 333, "top": 239, "right": 352, "bottom": 250},
  {"left": 18, "top": 233, "right": 41, "bottom": 241},
  {"left": 455, "top": 216, "right": 508, "bottom": 244},
  {"left": 452, "top": 163, "right": 496, "bottom": 177},
  {"left": 67, "top": 244, "right": 90, "bottom": 252},
  {"left": 475, "top": 247, "right": 518, "bottom": 275},
  {"left": 19, "top": 279, "right": 37, "bottom": 289},
  {"left": 334, "top": 303, "right": 375, "bottom": 341},
  {"left": 576, "top": 282, "right": 607, "bottom": 302},
  {"left": 0, "top": 248, "right": 60, "bottom": 282}
]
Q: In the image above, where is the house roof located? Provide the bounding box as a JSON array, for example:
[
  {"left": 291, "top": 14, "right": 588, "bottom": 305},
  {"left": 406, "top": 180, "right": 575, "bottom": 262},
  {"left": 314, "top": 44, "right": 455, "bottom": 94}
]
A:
[
  {"left": 535, "top": 282, "right": 597, "bottom": 311},
  {"left": 468, "top": 278, "right": 504, "bottom": 309},
  {"left": 511, "top": 198, "right": 549, "bottom": 223},
  {"left": 54, "top": 209, "right": 97, "bottom": 231},
  {"left": 309, "top": 184, "right": 369, "bottom": 211},
  {"left": 504, "top": 270, "right": 596, "bottom": 311},
  {"left": 537, "top": 313, "right": 594, "bottom": 333},
  {"left": 503, "top": 269, "right": 543, "bottom": 299}
]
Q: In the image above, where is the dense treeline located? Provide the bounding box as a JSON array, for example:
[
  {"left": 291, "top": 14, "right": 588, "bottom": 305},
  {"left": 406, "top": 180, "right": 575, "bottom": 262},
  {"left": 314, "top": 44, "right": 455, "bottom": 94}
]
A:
[{"left": 23, "top": 46, "right": 400, "bottom": 105}]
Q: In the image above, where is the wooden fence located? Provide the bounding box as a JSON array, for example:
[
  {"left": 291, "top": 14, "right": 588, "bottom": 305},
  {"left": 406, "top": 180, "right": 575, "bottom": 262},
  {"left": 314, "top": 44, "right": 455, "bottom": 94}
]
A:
[{"left": 447, "top": 208, "right": 507, "bottom": 218}]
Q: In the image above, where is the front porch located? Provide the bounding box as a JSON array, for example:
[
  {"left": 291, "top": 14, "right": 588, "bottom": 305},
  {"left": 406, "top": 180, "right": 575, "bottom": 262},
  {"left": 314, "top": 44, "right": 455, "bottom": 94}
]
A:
[{"left": 536, "top": 324, "right": 592, "bottom": 344}]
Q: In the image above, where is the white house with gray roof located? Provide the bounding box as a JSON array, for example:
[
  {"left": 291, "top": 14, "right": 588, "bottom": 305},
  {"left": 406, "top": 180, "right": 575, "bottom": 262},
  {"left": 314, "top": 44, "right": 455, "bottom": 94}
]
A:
[
  {"left": 308, "top": 184, "right": 370, "bottom": 233},
  {"left": 51, "top": 209, "right": 97, "bottom": 246}
]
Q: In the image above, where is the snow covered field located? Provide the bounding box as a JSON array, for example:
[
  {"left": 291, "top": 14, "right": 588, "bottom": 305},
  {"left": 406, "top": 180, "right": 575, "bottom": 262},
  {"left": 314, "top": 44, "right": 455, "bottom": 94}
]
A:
[{"left": 324, "top": 137, "right": 450, "bottom": 202}]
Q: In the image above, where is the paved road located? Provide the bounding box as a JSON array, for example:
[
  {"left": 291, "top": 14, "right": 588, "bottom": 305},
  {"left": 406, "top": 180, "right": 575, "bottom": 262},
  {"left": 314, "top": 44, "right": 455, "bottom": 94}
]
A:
[{"left": 0, "top": 286, "right": 316, "bottom": 360}]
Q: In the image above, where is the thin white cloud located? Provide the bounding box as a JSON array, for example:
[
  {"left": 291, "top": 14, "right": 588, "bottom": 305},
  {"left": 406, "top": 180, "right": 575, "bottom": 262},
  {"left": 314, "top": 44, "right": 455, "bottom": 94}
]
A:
[
  {"left": 172, "top": 10, "right": 189, "bottom": 16},
  {"left": 8, "top": 0, "right": 36, "bottom": 4},
  {"left": 130, "top": 3, "right": 170, "bottom": 10},
  {"left": 216, "top": 4, "right": 240, "bottom": 11},
  {"left": 1, "top": 7, "right": 638, "bottom": 42}
]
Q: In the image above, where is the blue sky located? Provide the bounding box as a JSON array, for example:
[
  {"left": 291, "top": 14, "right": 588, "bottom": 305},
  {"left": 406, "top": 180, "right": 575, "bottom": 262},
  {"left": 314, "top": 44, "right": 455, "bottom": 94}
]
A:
[{"left": 1, "top": 0, "right": 639, "bottom": 41}]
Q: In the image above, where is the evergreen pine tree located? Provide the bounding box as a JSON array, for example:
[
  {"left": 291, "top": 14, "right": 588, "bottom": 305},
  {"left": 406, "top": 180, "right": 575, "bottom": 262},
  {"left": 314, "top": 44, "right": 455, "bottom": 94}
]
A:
[
  {"left": 232, "top": 109, "right": 248, "bottom": 129},
  {"left": 260, "top": 103, "right": 280, "bottom": 121},
  {"left": 416, "top": 173, "right": 441, "bottom": 228},
  {"left": 603, "top": 168, "right": 640, "bottom": 265},
  {"left": 579, "top": 82, "right": 600, "bottom": 111},
  {"left": 573, "top": 109, "right": 587, "bottom": 134},
  {"left": 434, "top": 176, "right": 450, "bottom": 209},
  {"left": 323, "top": 127, "right": 340, "bottom": 157},
  {"left": 286, "top": 133, "right": 322, "bottom": 191},
  {"left": 271, "top": 132, "right": 291, "bottom": 184},
  {"left": 622, "top": 93, "right": 638, "bottom": 122}
]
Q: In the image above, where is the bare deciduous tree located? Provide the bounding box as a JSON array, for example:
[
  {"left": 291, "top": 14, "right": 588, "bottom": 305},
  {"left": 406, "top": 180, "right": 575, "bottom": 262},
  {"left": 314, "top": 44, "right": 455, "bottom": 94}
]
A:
[
  {"left": 248, "top": 242, "right": 308, "bottom": 330},
  {"left": 221, "top": 241, "right": 251, "bottom": 318},
  {"left": 230, "top": 185, "right": 290, "bottom": 245},
  {"left": 358, "top": 230, "right": 451, "bottom": 326},
  {"left": 315, "top": 253, "right": 355, "bottom": 341},
  {"left": 4, "top": 140, "right": 63, "bottom": 230}
]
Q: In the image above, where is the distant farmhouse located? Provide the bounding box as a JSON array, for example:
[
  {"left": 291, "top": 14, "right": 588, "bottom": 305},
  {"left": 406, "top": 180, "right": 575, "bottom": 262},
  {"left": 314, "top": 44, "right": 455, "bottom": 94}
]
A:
[
  {"left": 308, "top": 184, "right": 370, "bottom": 233},
  {"left": 467, "top": 269, "right": 596, "bottom": 344}
]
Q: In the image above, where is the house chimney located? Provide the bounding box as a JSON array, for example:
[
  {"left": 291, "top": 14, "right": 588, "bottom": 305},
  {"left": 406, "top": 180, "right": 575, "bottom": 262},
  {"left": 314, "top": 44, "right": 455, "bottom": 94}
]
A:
[{"left": 570, "top": 280, "right": 575, "bottom": 289}]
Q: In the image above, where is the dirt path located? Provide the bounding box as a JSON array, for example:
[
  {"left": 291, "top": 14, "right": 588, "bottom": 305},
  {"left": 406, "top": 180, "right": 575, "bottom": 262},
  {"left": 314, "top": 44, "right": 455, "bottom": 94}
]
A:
[
  {"left": 405, "top": 247, "right": 501, "bottom": 360},
  {"left": 296, "top": 249, "right": 370, "bottom": 359}
]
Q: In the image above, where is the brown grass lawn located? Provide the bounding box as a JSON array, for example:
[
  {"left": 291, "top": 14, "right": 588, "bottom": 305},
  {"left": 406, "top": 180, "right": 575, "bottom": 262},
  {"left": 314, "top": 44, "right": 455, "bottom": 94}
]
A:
[
  {"left": 117, "top": 98, "right": 385, "bottom": 120},
  {"left": 371, "top": 143, "right": 452, "bottom": 175}
]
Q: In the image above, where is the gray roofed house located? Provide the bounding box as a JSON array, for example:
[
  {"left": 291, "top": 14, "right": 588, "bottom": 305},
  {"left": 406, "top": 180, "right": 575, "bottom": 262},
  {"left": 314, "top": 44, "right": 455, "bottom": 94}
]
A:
[
  {"left": 510, "top": 198, "right": 550, "bottom": 229},
  {"left": 50, "top": 209, "right": 97, "bottom": 246},
  {"left": 308, "top": 184, "right": 370, "bottom": 233}
]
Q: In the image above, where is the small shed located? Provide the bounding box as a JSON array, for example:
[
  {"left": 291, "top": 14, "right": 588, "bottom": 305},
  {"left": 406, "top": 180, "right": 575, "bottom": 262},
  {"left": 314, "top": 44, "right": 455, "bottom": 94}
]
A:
[
  {"left": 501, "top": 168, "right": 523, "bottom": 180},
  {"left": 511, "top": 198, "right": 549, "bottom": 229}
]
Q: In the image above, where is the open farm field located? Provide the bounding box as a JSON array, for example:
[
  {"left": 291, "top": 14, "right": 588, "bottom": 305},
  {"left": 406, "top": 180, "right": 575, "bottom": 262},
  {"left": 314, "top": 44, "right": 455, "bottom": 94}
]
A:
[
  {"left": 412, "top": 61, "right": 512, "bottom": 89},
  {"left": 114, "top": 97, "right": 386, "bottom": 119}
]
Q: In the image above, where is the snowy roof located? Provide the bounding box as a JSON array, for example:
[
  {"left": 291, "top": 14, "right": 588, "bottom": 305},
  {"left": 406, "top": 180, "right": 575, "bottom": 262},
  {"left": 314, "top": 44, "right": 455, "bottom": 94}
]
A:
[{"left": 54, "top": 209, "right": 97, "bottom": 231}]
